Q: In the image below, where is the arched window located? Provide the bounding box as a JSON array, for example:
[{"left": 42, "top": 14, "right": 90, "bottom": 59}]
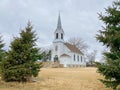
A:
[
  {"left": 81, "top": 56, "right": 82, "bottom": 62},
  {"left": 74, "top": 54, "right": 75, "bottom": 61},
  {"left": 77, "top": 55, "right": 79, "bottom": 61},
  {"left": 61, "top": 33, "right": 63, "bottom": 39},
  {"left": 56, "top": 33, "right": 58, "bottom": 39},
  {"left": 55, "top": 46, "right": 58, "bottom": 51}
]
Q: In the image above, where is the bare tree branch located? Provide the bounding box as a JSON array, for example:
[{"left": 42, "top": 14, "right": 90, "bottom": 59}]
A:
[{"left": 67, "top": 37, "right": 88, "bottom": 53}]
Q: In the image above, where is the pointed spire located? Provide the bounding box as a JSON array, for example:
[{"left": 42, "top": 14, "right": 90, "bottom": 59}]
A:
[{"left": 57, "top": 12, "right": 62, "bottom": 29}]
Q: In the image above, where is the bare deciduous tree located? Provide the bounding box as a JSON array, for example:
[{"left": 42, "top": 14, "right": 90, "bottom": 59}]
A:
[
  {"left": 86, "top": 50, "right": 97, "bottom": 66},
  {"left": 67, "top": 37, "right": 88, "bottom": 53}
]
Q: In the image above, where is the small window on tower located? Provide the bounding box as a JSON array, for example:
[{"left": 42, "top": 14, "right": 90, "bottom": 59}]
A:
[
  {"left": 55, "top": 46, "right": 58, "bottom": 51},
  {"left": 56, "top": 33, "right": 58, "bottom": 39},
  {"left": 61, "top": 33, "right": 63, "bottom": 39}
]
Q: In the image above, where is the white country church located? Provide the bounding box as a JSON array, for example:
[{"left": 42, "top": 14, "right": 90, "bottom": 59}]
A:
[{"left": 51, "top": 13, "right": 86, "bottom": 67}]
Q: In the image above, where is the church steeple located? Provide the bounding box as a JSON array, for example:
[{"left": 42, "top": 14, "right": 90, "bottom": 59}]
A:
[
  {"left": 53, "top": 13, "right": 64, "bottom": 43},
  {"left": 57, "top": 13, "right": 62, "bottom": 29}
]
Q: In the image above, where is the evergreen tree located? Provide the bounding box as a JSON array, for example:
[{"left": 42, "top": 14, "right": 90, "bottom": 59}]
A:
[
  {"left": 0, "top": 35, "right": 5, "bottom": 62},
  {"left": 41, "top": 50, "right": 51, "bottom": 62},
  {"left": 96, "top": 1, "right": 120, "bottom": 90},
  {"left": 1, "top": 22, "right": 42, "bottom": 82},
  {"left": 0, "top": 35, "right": 5, "bottom": 75}
]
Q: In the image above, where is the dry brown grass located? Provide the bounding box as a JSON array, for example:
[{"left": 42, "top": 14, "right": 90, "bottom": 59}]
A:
[{"left": 0, "top": 67, "right": 111, "bottom": 90}]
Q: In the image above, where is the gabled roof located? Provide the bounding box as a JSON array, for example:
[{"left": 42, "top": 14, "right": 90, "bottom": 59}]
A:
[
  {"left": 64, "top": 43, "right": 83, "bottom": 55},
  {"left": 60, "top": 53, "right": 71, "bottom": 57}
]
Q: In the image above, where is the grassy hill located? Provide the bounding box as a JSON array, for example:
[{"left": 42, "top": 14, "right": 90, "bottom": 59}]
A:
[{"left": 0, "top": 68, "right": 111, "bottom": 90}]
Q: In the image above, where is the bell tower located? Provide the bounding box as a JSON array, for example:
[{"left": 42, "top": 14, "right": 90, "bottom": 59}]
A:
[
  {"left": 51, "top": 13, "right": 65, "bottom": 62},
  {"left": 53, "top": 13, "right": 64, "bottom": 43}
]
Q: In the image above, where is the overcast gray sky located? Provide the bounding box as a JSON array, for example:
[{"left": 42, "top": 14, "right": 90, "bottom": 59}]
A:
[{"left": 0, "top": 0, "right": 114, "bottom": 61}]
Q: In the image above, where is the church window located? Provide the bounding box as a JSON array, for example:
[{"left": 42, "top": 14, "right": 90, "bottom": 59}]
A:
[
  {"left": 74, "top": 54, "right": 75, "bottom": 61},
  {"left": 77, "top": 55, "right": 79, "bottom": 61},
  {"left": 81, "top": 56, "right": 82, "bottom": 62},
  {"left": 55, "top": 46, "right": 58, "bottom": 51},
  {"left": 61, "top": 33, "right": 63, "bottom": 39},
  {"left": 56, "top": 33, "right": 58, "bottom": 39}
]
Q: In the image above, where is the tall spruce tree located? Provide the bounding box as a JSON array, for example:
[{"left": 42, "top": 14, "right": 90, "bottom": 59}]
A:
[
  {"left": 1, "top": 22, "right": 42, "bottom": 82},
  {"left": 0, "top": 35, "right": 5, "bottom": 75},
  {"left": 0, "top": 35, "right": 5, "bottom": 62},
  {"left": 96, "top": 1, "right": 120, "bottom": 90}
]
